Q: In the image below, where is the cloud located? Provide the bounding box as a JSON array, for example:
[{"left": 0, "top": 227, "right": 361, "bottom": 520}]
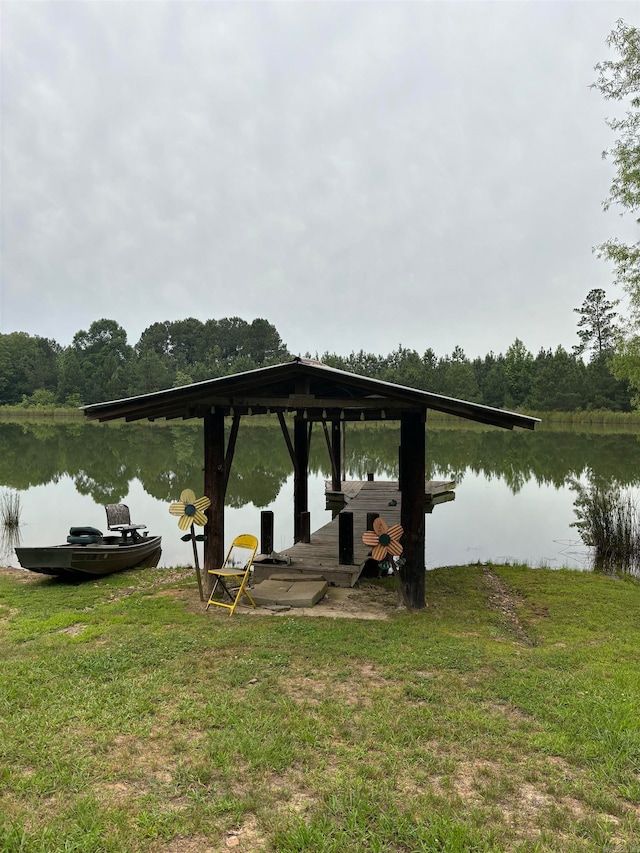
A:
[{"left": 1, "top": 0, "right": 636, "bottom": 360}]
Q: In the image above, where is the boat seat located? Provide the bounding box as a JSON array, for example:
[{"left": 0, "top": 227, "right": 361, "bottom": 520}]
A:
[
  {"left": 67, "top": 526, "right": 103, "bottom": 546},
  {"left": 104, "top": 504, "right": 147, "bottom": 541}
]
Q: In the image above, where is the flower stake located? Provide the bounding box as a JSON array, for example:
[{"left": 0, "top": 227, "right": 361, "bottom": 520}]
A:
[
  {"left": 168, "top": 489, "right": 211, "bottom": 601},
  {"left": 362, "top": 516, "right": 411, "bottom": 611}
]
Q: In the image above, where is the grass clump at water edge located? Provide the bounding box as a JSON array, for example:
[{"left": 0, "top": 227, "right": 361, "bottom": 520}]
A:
[
  {"left": 0, "top": 562, "right": 638, "bottom": 852},
  {"left": 571, "top": 480, "right": 640, "bottom": 574},
  {"left": 0, "top": 490, "right": 21, "bottom": 530}
]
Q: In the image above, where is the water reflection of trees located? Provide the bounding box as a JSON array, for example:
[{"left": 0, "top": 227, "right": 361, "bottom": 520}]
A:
[
  {"left": 343, "top": 424, "right": 640, "bottom": 493},
  {"left": 2, "top": 420, "right": 640, "bottom": 506}
]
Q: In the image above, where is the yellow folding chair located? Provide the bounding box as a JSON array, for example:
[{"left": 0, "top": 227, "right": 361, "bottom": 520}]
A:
[{"left": 205, "top": 534, "right": 259, "bottom": 616}]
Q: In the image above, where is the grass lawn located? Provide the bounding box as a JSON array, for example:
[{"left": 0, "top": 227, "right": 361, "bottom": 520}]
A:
[{"left": 0, "top": 563, "right": 638, "bottom": 852}]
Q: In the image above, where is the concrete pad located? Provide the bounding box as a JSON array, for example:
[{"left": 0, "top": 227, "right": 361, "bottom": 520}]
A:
[
  {"left": 250, "top": 580, "right": 293, "bottom": 605},
  {"left": 277, "top": 581, "right": 328, "bottom": 607},
  {"left": 250, "top": 579, "right": 328, "bottom": 608},
  {"left": 268, "top": 571, "right": 326, "bottom": 583}
]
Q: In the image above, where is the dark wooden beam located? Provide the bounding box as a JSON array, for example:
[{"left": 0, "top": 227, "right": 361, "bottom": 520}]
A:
[
  {"left": 293, "top": 415, "right": 309, "bottom": 543},
  {"left": 203, "top": 411, "right": 225, "bottom": 593},
  {"left": 224, "top": 414, "right": 241, "bottom": 492},
  {"left": 322, "top": 420, "right": 340, "bottom": 491},
  {"left": 277, "top": 411, "right": 297, "bottom": 474},
  {"left": 400, "top": 410, "right": 426, "bottom": 609},
  {"left": 332, "top": 420, "right": 341, "bottom": 491},
  {"left": 205, "top": 396, "right": 412, "bottom": 410}
]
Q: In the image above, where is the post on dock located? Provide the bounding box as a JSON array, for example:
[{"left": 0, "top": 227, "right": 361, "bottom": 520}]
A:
[
  {"left": 399, "top": 410, "right": 426, "bottom": 609},
  {"left": 339, "top": 512, "right": 354, "bottom": 565},
  {"left": 261, "top": 510, "right": 274, "bottom": 556},
  {"left": 301, "top": 511, "right": 311, "bottom": 544}
]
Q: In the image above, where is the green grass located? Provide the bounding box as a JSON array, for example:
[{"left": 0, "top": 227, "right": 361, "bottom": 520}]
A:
[{"left": 0, "top": 564, "right": 639, "bottom": 852}]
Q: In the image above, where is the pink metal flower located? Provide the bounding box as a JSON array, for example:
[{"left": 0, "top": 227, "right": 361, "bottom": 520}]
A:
[{"left": 362, "top": 517, "right": 403, "bottom": 562}]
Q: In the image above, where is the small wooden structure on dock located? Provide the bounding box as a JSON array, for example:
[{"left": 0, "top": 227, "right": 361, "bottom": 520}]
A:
[{"left": 83, "top": 357, "right": 538, "bottom": 609}]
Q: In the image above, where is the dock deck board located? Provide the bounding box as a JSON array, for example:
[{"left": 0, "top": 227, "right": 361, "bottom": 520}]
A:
[{"left": 252, "top": 479, "right": 455, "bottom": 587}]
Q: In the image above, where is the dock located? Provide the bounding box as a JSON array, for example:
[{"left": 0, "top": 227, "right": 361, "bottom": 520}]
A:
[{"left": 252, "top": 479, "right": 455, "bottom": 588}]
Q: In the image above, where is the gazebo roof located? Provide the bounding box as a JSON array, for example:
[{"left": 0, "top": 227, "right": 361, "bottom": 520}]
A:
[{"left": 82, "top": 357, "right": 538, "bottom": 430}]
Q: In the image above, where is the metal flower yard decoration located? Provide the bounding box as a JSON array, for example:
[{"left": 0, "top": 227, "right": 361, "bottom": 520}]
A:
[
  {"left": 362, "top": 517, "right": 403, "bottom": 561},
  {"left": 169, "top": 489, "right": 211, "bottom": 531},
  {"left": 169, "top": 489, "right": 211, "bottom": 601},
  {"left": 362, "top": 517, "right": 411, "bottom": 611}
]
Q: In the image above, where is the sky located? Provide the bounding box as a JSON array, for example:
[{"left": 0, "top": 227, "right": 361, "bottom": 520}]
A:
[{"left": 2, "top": 0, "right": 638, "bottom": 362}]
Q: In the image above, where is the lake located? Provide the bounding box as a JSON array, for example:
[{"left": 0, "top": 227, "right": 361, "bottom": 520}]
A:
[{"left": 2, "top": 417, "right": 639, "bottom": 572}]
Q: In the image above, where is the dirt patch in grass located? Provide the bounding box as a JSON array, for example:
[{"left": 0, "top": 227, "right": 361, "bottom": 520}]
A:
[
  {"left": 151, "top": 816, "right": 268, "bottom": 853},
  {"left": 57, "top": 623, "right": 87, "bottom": 636},
  {"left": 482, "top": 565, "right": 535, "bottom": 645},
  {"left": 0, "top": 566, "right": 41, "bottom": 584},
  {"left": 430, "top": 756, "right": 611, "bottom": 840},
  {"left": 220, "top": 814, "right": 267, "bottom": 851},
  {"left": 153, "top": 836, "right": 221, "bottom": 853},
  {"left": 281, "top": 661, "right": 393, "bottom": 708}
]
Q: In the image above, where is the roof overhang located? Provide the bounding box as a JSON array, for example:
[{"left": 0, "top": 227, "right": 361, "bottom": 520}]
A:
[{"left": 82, "top": 357, "right": 539, "bottom": 431}]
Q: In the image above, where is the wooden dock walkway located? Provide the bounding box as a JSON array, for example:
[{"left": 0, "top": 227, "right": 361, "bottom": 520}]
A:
[{"left": 252, "top": 479, "right": 455, "bottom": 588}]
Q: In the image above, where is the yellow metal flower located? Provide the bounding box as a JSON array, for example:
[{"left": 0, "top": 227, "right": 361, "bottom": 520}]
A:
[
  {"left": 362, "top": 517, "right": 403, "bottom": 562},
  {"left": 169, "top": 489, "right": 211, "bottom": 531}
]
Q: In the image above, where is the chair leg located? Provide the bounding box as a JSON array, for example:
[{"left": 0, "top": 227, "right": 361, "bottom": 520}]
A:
[
  {"left": 230, "top": 578, "right": 256, "bottom": 615},
  {"left": 206, "top": 576, "right": 233, "bottom": 609},
  {"left": 206, "top": 573, "right": 248, "bottom": 612}
]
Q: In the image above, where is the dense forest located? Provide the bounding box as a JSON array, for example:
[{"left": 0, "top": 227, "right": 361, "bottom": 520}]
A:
[{"left": 0, "top": 303, "right": 632, "bottom": 412}]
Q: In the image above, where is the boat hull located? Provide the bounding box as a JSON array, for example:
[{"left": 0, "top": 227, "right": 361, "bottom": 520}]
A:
[{"left": 15, "top": 536, "right": 162, "bottom": 578}]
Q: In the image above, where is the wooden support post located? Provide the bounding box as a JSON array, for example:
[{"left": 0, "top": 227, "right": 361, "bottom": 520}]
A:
[
  {"left": 332, "top": 420, "right": 341, "bottom": 492},
  {"left": 323, "top": 420, "right": 340, "bottom": 491},
  {"left": 203, "top": 411, "right": 225, "bottom": 594},
  {"left": 277, "top": 411, "right": 297, "bottom": 473},
  {"left": 261, "top": 510, "right": 274, "bottom": 556},
  {"left": 224, "top": 414, "right": 241, "bottom": 492},
  {"left": 300, "top": 511, "right": 311, "bottom": 544},
  {"left": 293, "top": 415, "right": 308, "bottom": 543},
  {"left": 400, "top": 410, "right": 426, "bottom": 609},
  {"left": 339, "top": 512, "right": 354, "bottom": 565}
]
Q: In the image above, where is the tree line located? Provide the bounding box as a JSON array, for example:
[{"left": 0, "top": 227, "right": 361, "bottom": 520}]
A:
[
  {"left": 0, "top": 316, "right": 289, "bottom": 407},
  {"left": 0, "top": 304, "right": 632, "bottom": 411}
]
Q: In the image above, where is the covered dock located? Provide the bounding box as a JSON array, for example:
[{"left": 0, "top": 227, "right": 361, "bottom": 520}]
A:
[{"left": 83, "top": 357, "right": 539, "bottom": 609}]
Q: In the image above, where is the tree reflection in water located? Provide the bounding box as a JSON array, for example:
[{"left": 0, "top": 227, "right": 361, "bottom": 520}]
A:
[{"left": 1, "top": 418, "right": 640, "bottom": 572}]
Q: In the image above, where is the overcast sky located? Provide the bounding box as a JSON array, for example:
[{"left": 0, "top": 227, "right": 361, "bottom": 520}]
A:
[{"left": 2, "top": 1, "right": 638, "bottom": 361}]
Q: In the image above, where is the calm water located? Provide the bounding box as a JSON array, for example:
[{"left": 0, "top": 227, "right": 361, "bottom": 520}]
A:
[{"left": 2, "top": 417, "right": 640, "bottom": 571}]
